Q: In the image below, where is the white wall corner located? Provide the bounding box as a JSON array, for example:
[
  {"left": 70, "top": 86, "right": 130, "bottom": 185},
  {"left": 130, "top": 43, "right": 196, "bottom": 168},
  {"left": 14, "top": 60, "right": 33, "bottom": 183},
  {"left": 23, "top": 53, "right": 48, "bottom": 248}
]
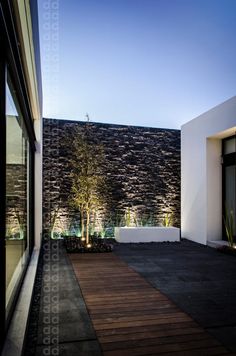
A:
[
  {"left": 181, "top": 126, "right": 208, "bottom": 245},
  {"left": 181, "top": 97, "right": 236, "bottom": 246},
  {"left": 206, "top": 138, "right": 222, "bottom": 242}
]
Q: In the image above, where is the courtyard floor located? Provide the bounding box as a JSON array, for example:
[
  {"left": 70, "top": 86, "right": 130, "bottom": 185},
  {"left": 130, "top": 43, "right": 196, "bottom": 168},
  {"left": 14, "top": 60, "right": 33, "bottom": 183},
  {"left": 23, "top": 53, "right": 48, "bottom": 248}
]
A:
[{"left": 23, "top": 239, "right": 236, "bottom": 355}]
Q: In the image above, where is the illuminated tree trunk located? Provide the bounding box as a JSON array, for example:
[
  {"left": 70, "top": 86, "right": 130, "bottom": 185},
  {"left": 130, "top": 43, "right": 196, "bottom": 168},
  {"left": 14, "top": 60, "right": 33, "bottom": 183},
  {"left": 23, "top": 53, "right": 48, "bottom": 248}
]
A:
[
  {"left": 81, "top": 210, "right": 85, "bottom": 240},
  {"left": 86, "top": 210, "right": 90, "bottom": 244}
]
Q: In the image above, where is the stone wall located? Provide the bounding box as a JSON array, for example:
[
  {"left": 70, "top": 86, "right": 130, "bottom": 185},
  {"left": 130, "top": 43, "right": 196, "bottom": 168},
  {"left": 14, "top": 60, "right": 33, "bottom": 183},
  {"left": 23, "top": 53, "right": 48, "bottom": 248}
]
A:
[
  {"left": 6, "top": 164, "right": 27, "bottom": 238},
  {"left": 43, "top": 118, "right": 181, "bottom": 235}
]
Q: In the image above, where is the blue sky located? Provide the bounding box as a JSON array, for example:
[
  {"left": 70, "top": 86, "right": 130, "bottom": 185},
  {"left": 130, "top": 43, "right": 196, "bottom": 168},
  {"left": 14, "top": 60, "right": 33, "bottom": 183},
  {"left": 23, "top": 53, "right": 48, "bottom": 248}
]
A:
[{"left": 38, "top": 0, "right": 236, "bottom": 129}]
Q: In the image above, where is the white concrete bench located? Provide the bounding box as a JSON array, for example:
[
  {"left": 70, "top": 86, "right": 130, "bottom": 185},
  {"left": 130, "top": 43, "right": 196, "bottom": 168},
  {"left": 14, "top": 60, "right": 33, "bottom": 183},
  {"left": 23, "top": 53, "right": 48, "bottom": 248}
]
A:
[{"left": 115, "top": 226, "right": 180, "bottom": 243}]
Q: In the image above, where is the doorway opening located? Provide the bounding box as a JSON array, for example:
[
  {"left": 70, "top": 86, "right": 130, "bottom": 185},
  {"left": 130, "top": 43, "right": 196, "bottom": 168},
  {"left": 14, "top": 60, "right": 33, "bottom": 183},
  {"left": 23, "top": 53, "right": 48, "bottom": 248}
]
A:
[{"left": 222, "top": 135, "right": 236, "bottom": 242}]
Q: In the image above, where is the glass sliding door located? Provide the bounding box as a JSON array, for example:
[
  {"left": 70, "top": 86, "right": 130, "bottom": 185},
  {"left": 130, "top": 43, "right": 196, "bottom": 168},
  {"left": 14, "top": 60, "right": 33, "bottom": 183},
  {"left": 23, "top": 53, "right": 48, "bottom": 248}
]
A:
[
  {"left": 224, "top": 165, "right": 236, "bottom": 236},
  {"left": 5, "top": 72, "right": 30, "bottom": 317},
  {"left": 222, "top": 136, "right": 236, "bottom": 242}
]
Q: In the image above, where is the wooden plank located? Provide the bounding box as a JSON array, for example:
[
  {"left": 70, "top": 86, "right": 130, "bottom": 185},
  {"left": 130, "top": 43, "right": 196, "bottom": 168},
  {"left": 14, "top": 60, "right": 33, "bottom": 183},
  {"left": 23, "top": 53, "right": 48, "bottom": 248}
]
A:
[
  {"left": 92, "top": 311, "right": 186, "bottom": 324},
  {"left": 103, "top": 345, "right": 227, "bottom": 356},
  {"left": 98, "top": 327, "right": 207, "bottom": 342},
  {"left": 69, "top": 253, "right": 231, "bottom": 355},
  {"left": 88, "top": 304, "right": 184, "bottom": 314},
  {"left": 90, "top": 308, "right": 183, "bottom": 320},
  {"left": 102, "top": 338, "right": 221, "bottom": 355},
  {"left": 101, "top": 332, "right": 211, "bottom": 351}
]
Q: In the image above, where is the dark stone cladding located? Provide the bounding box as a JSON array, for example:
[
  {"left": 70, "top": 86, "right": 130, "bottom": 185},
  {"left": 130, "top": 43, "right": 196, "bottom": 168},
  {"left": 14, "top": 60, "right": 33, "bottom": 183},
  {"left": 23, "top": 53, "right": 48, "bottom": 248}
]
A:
[
  {"left": 43, "top": 118, "right": 181, "bottom": 233},
  {"left": 6, "top": 164, "right": 27, "bottom": 235}
]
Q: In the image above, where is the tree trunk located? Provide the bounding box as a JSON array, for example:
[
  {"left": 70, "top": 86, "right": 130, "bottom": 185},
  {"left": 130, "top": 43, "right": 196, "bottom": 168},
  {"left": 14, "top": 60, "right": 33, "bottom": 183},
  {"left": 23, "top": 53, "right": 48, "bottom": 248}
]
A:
[
  {"left": 86, "top": 210, "right": 90, "bottom": 244},
  {"left": 81, "top": 210, "right": 85, "bottom": 239}
]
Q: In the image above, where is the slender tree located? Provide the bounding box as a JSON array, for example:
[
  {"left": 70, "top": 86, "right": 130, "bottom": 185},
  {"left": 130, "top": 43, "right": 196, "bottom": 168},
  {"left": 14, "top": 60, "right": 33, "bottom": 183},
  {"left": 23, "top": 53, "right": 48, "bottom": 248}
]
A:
[{"left": 70, "top": 121, "right": 105, "bottom": 245}]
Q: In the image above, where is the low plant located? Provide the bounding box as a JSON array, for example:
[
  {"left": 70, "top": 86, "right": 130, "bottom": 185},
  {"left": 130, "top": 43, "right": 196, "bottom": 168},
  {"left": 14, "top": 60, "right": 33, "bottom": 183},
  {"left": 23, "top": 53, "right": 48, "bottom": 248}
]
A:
[
  {"left": 15, "top": 210, "right": 25, "bottom": 239},
  {"left": 100, "top": 227, "right": 106, "bottom": 238},
  {"left": 162, "top": 212, "right": 173, "bottom": 227},
  {"left": 61, "top": 229, "right": 70, "bottom": 237},
  {"left": 125, "top": 208, "right": 131, "bottom": 227},
  {"left": 104, "top": 226, "right": 114, "bottom": 237},
  {"left": 75, "top": 227, "right": 82, "bottom": 238},
  {"left": 133, "top": 211, "right": 139, "bottom": 227},
  {"left": 139, "top": 215, "right": 147, "bottom": 226},
  {"left": 223, "top": 206, "right": 235, "bottom": 248},
  {"left": 89, "top": 223, "right": 96, "bottom": 237},
  {"left": 139, "top": 214, "right": 155, "bottom": 227},
  {"left": 115, "top": 213, "right": 124, "bottom": 227}
]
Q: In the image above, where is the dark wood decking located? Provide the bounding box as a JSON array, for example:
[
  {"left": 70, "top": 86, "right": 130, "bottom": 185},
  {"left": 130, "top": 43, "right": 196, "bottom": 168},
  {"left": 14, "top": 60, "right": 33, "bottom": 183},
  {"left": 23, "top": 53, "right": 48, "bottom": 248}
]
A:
[{"left": 69, "top": 253, "right": 231, "bottom": 355}]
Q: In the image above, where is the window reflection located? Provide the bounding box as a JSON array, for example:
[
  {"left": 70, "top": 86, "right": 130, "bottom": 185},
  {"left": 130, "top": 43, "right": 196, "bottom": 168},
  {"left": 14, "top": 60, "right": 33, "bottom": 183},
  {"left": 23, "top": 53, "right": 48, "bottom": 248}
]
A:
[
  {"left": 224, "top": 137, "right": 236, "bottom": 155},
  {"left": 5, "top": 73, "right": 29, "bottom": 315}
]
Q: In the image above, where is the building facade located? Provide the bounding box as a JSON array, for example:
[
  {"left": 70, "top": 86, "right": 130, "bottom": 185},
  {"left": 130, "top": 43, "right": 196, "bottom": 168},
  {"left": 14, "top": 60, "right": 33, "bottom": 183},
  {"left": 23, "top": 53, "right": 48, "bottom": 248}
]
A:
[
  {"left": 181, "top": 96, "right": 236, "bottom": 245},
  {"left": 0, "top": 0, "right": 42, "bottom": 353}
]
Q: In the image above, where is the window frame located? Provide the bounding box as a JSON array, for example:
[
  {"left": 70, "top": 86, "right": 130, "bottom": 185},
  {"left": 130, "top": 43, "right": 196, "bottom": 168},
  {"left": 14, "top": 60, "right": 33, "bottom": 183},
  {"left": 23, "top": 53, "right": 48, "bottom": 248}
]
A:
[
  {"left": 222, "top": 134, "right": 236, "bottom": 241},
  {"left": 0, "top": 1, "right": 36, "bottom": 350},
  {"left": 0, "top": 9, "right": 6, "bottom": 350}
]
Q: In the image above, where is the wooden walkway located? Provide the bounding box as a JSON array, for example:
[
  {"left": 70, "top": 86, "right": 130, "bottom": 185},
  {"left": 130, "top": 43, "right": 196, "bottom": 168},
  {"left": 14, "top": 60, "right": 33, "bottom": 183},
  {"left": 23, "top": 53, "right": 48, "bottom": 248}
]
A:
[{"left": 69, "top": 253, "right": 231, "bottom": 355}]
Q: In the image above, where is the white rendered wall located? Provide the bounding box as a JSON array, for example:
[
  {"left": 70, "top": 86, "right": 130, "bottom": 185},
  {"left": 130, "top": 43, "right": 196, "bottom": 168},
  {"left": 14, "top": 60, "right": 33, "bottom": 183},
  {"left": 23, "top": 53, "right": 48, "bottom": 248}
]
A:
[
  {"left": 181, "top": 96, "right": 236, "bottom": 245},
  {"left": 206, "top": 139, "right": 222, "bottom": 242}
]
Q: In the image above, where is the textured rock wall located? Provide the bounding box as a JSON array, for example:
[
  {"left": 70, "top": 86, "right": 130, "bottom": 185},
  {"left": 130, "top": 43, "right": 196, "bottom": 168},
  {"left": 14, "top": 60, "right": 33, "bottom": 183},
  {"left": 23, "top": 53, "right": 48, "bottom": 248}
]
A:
[
  {"left": 6, "top": 164, "right": 27, "bottom": 237},
  {"left": 43, "top": 118, "right": 180, "bottom": 234}
]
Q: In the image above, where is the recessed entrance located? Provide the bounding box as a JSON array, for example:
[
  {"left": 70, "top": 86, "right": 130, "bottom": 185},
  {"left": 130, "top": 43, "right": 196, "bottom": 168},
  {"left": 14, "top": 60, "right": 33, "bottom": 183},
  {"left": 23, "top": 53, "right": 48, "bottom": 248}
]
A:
[{"left": 222, "top": 135, "right": 236, "bottom": 241}]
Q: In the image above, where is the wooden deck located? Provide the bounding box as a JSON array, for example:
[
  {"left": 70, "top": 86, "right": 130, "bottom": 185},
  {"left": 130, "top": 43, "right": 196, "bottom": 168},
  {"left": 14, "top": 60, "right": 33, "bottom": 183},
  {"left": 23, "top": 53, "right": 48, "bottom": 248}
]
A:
[{"left": 69, "top": 253, "right": 231, "bottom": 355}]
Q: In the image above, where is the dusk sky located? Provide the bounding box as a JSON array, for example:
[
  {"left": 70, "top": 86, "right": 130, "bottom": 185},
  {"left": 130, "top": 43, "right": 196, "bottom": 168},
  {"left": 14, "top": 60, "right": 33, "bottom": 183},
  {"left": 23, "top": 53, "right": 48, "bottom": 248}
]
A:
[{"left": 39, "top": 0, "right": 236, "bottom": 129}]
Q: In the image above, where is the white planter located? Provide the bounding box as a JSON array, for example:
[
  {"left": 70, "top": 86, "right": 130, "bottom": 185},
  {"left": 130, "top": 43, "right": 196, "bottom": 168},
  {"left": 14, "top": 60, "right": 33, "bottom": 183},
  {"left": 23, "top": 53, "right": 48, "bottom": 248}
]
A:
[{"left": 115, "top": 226, "right": 180, "bottom": 243}]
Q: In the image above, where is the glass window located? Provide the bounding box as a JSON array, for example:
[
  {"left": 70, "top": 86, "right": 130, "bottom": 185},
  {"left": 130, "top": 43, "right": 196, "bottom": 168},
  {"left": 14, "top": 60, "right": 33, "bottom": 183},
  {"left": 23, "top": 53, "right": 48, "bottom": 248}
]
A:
[
  {"left": 5, "top": 72, "right": 30, "bottom": 317},
  {"left": 225, "top": 165, "right": 236, "bottom": 235},
  {"left": 224, "top": 137, "right": 236, "bottom": 155}
]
